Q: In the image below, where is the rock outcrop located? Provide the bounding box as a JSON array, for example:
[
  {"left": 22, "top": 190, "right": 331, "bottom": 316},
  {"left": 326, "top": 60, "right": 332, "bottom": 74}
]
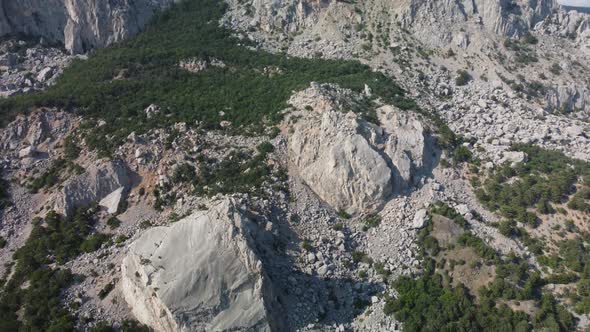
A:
[
  {"left": 536, "top": 5, "right": 590, "bottom": 55},
  {"left": 0, "top": 111, "right": 76, "bottom": 151},
  {"left": 399, "top": 0, "right": 557, "bottom": 47},
  {"left": 0, "top": 0, "right": 177, "bottom": 54},
  {"left": 288, "top": 83, "right": 435, "bottom": 214},
  {"left": 54, "top": 159, "right": 131, "bottom": 217},
  {"left": 546, "top": 84, "right": 590, "bottom": 112},
  {"left": 226, "top": 0, "right": 560, "bottom": 48},
  {"left": 121, "top": 198, "right": 279, "bottom": 332}
]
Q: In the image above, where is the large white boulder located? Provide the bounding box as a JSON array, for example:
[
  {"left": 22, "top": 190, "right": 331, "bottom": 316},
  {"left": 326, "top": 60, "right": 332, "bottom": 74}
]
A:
[
  {"left": 121, "top": 198, "right": 279, "bottom": 332},
  {"left": 288, "top": 84, "right": 435, "bottom": 214},
  {"left": 289, "top": 109, "right": 393, "bottom": 214}
]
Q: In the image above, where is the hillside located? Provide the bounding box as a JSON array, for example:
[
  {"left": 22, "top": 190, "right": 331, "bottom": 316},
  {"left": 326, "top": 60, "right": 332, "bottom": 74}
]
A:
[{"left": 1, "top": 0, "right": 590, "bottom": 331}]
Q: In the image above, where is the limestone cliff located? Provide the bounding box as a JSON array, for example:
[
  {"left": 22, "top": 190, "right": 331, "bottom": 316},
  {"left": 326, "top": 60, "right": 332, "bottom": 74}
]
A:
[{"left": 0, "top": 0, "right": 177, "bottom": 53}]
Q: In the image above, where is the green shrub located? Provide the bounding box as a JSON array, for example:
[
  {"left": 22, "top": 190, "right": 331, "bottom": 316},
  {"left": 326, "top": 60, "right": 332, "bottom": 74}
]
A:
[
  {"left": 453, "top": 145, "right": 472, "bottom": 164},
  {"left": 171, "top": 163, "right": 196, "bottom": 184},
  {"left": 256, "top": 142, "right": 275, "bottom": 155},
  {"left": 121, "top": 320, "right": 151, "bottom": 332},
  {"left": 0, "top": 209, "right": 107, "bottom": 330},
  {"left": 362, "top": 214, "right": 381, "bottom": 231},
  {"left": 106, "top": 216, "right": 121, "bottom": 229},
  {"left": 522, "top": 33, "right": 538, "bottom": 45},
  {"left": 429, "top": 202, "right": 469, "bottom": 229},
  {"left": 98, "top": 282, "right": 115, "bottom": 299},
  {"left": 456, "top": 233, "right": 497, "bottom": 261},
  {"left": 386, "top": 273, "right": 531, "bottom": 331},
  {"left": 301, "top": 241, "right": 313, "bottom": 252},
  {"left": 476, "top": 144, "right": 590, "bottom": 222},
  {"left": 337, "top": 209, "right": 351, "bottom": 219},
  {"left": 193, "top": 149, "right": 272, "bottom": 196},
  {"left": 80, "top": 233, "right": 110, "bottom": 253},
  {"left": 63, "top": 135, "right": 81, "bottom": 160},
  {"left": 550, "top": 63, "right": 562, "bottom": 75},
  {"left": 28, "top": 158, "right": 67, "bottom": 193},
  {"left": 455, "top": 70, "right": 472, "bottom": 86}
]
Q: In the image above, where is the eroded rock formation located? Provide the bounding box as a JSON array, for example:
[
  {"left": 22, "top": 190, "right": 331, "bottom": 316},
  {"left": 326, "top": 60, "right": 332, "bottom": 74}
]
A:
[
  {"left": 0, "top": 0, "right": 177, "bottom": 54},
  {"left": 121, "top": 198, "right": 280, "bottom": 332},
  {"left": 288, "top": 83, "right": 436, "bottom": 214},
  {"left": 54, "top": 159, "right": 131, "bottom": 217}
]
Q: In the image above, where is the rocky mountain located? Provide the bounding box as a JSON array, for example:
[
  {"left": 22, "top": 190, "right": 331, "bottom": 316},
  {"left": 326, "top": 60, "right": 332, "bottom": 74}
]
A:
[{"left": 1, "top": 0, "right": 590, "bottom": 331}]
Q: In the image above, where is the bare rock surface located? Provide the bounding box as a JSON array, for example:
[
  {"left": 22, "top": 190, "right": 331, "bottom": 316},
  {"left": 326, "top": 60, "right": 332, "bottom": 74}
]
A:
[
  {"left": 287, "top": 83, "right": 435, "bottom": 214},
  {"left": 53, "top": 159, "right": 131, "bottom": 217},
  {"left": 0, "top": 0, "right": 178, "bottom": 54},
  {"left": 121, "top": 198, "right": 279, "bottom": 332}
]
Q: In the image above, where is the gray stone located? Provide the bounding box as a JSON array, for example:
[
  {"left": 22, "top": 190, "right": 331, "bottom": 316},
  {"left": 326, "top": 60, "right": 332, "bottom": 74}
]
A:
[
  {"left": 36, "top": 67, "right": 53, "bottom": 82},
  {"left": 18, "top": 146, "right": 35, "bottom": 158},
  {"left": 98, "top": 186, "right": 124, "bottom": 214},
  {"left": 121, "top": 198, "right": 280, "bottom": 332},
  {"left": 411, "top": 209, "right": 428, "bottom": 229},
  {"left": 53, "top": 159, "right": 130, "bottom": 217}
]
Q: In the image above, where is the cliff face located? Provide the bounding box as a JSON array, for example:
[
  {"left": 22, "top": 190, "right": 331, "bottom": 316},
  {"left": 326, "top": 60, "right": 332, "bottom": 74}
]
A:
[
  {"left": 226, "top": 0, "right": 559, "bottom": 45},
  {"left": 400, "top": 0, "right": 558, "bottom": 47},
  {"left": 0, "top": 0, "right": 176, "bottom": 53}
]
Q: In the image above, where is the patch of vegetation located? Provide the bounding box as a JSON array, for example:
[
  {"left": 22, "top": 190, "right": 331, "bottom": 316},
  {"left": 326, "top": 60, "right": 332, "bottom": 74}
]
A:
[
  {"left": 80, "top": 233, "right": 110, "bottom": 253},
  {"left": 332, "top": 223, "right": 344, "bottom": 231},
  {"left": 171, "top": 162, "right": 197, "bottom": 184},
  {"left": 139, "top": 220, "right": 153, "bottom": 229},
  {"left": 567, "top": 188, "right": 590, "bottom": 212},
  {"left": 194, "top": 147, "right": 273, "bottom": 196},
  {"left": 538, "top": 235, "right": 590, "bottom": 314},
  {"left": 550, "top": 63, "right": 562, "bottom": 75},
  {"left": 337, "top": 209, "right": 351, "bottom": 219},
  {"left": 156, "top": 144, "right": 278, "bottom": 205},
  {"left": 63, "top": 135, "right": 81, "bottom": 160},
  {"left": 98, "top": 282, "right": 115, "bottom": 300},
  {"left": 387, "top": 206, "right": 575, "bottom": 331},
  {"left": 301, "top": 241, "right": 313, "bottom": 252},
  {"left": 429, "top": 201, "right": 469, "bottom": 229},
  {"left": 503, "top": 38, "right": 539, "bottom": 66},
  {"left": 455, "top": 69, "right": 472, "bottom": 86},
  {"left": 256, "top": 141, "right": 274, "bottom": 155},
  {"left": 475, "top": 144, "right": 590, "bottom": 226},
  {"left": 352, "top": 251, "right": 372, "bottom": 265},
  {"left": 522, "top": 33, "right": 538, "bottom": 45},
  {"left": 452, "top": 145, "right": 473, "bottom": 165},
  {"left": 89, "top": 319, "right": 151, "bottom": 332},
  {"left": 0, "top": 209, "right": 109, "bottom": 330},
  {"left": 27, "top": 158, "right": 68, "bottom": 193},
  {"left": 362, "top": 214, "right": 381, "bottom": 231},
  {"left": 106, "top": 216, "right": 121, "bottom": 229},
  {"left": 385, "top": 272, "right": 531, "bottom": 331}
]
